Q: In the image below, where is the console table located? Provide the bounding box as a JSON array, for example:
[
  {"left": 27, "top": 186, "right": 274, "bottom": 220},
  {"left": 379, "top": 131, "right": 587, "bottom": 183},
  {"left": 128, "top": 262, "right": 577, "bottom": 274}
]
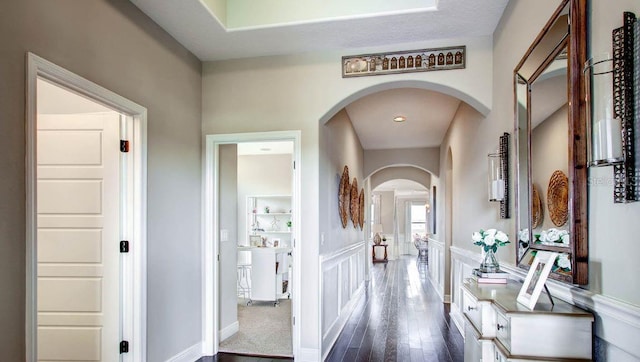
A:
[
  {"left": 372, "top": 244, "right": 388, "bottom": 263},
  {"left": 462, "top": 278, "right": 593, "bottom": 361}
]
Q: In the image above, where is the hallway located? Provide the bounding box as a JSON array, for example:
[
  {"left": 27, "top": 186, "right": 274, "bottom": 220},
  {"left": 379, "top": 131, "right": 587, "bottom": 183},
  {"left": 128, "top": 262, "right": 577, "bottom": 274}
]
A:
[{"left": 326, "top": 256, "right": 463, "bottom": 362}]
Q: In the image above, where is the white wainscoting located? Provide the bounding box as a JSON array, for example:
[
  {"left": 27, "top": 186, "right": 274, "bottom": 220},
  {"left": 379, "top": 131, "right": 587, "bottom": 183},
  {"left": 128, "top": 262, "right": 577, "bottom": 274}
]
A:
[
  {"left": 450, "top": 246, "right": 640, "bottom": 361},
  {"left": 319, "top": 242, "right": 366, "bottom": 360},
  {"left": 428, "top": 238, "right": 446, "bottom": 302}
]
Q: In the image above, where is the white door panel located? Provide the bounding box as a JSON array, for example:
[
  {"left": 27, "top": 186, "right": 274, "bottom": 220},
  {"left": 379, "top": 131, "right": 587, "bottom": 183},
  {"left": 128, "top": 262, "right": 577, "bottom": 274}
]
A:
[{"left": 37, "top": 113, "right": 120, "bottom": 362}]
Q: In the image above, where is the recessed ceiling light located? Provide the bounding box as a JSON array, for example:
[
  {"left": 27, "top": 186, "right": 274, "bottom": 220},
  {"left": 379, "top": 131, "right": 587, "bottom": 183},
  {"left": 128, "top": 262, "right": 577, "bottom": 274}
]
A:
[
  {"left": 260, "top": 148, "right": 271, "bottom": 152},
  {"left": 393, "top": 116, "right": 406, "bottom": 123}
]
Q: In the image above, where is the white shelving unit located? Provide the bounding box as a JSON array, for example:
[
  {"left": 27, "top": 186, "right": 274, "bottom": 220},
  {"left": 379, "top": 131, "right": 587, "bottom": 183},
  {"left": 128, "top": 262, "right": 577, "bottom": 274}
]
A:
[
  {"left": 247, "top": 195, "right": 292, "bottom": 248},
  {"left": 239, "top": 195, "right": 293, "bottom": 306}
]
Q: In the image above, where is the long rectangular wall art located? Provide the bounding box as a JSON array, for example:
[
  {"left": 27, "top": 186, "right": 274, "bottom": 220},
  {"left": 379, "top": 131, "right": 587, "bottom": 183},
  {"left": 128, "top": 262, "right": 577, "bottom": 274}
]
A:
[{"left": 342, "top": 46, "right": 466, "bottom": 78}]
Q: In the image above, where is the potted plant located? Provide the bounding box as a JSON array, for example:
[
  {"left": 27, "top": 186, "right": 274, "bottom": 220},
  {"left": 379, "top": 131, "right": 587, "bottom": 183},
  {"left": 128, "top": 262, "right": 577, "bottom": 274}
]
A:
[{"left": 286, "top": 220, "right": 292, "bottom": 231}]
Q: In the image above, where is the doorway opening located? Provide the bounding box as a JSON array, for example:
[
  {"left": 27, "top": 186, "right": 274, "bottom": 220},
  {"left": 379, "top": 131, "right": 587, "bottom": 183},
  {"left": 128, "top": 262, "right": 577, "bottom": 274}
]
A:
[
  {"left": 26, "top": 54, "right": 147, "bottom": 362},
  {"left": 203, "top": 132, "right": 301, "bottom": 358}
]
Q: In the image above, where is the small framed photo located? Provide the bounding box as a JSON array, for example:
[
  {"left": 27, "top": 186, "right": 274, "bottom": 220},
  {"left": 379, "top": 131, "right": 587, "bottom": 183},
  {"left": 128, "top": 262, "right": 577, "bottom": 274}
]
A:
[
  {"left": 517, "top": 251, "right": 558, "bottom": 310},
  {"left": 249, "top": 235, "right": 262, "bottom": 247},
  {"left": 272, "top": 238, "right": 280, "bottom": 247}
]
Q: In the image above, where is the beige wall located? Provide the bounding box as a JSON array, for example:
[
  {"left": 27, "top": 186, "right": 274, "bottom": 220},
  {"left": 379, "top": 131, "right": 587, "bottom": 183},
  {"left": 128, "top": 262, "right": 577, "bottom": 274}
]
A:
[
  {"left": 201, "top": 31, "right": 493, "bottom": 354},
  {"left": 369, "top": 166, "right": 431, "bottom": 190},
  {"left": 531, "top": 105, "right": 569, "bottom": 232},
  {"left": 320, "top": 109, "right": 365, "bottom": 255},
  {"left": 489, "top": 0, "right": 640, "bottom": 305},
  {"left": 0, "top": 1, "right": 202, "bottom": 360},
  {"left": 219, "top": 145, "right": 239, "bottom": 334}
]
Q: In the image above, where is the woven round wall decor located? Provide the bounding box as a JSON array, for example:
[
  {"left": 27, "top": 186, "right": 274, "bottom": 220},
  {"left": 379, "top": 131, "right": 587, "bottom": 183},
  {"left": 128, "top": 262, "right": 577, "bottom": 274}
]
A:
[
  {"left": 338, "top": 166, "right": 350, "bottom": 228},
  {"left": 358, "top": 189, "right": 365, "bottom": 229},
  {"left": 547, "top": 170, "right": 569, "bottom": 227},
  {"left": 350, "top": 178, "right": 359, "bottom": 228}
]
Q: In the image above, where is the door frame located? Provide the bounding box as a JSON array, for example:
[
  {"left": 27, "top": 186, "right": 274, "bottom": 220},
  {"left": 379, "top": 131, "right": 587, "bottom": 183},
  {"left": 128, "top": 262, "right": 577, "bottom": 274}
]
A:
[
  {"left": 203, "top": 131, "right": 301, "bottom": 357},
  {"left": 25, "top": 53, "right": 148, "bottom": 362}
]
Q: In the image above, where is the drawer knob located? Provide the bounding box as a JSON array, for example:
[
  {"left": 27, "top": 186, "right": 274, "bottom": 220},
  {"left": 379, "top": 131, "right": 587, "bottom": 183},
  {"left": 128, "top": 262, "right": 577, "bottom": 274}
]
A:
[
  {"left": 467, "top": 305, "right": 477, "bottom": 311},
  {"left": 497, "top": 323, "right": 505, "bottom": 331}
]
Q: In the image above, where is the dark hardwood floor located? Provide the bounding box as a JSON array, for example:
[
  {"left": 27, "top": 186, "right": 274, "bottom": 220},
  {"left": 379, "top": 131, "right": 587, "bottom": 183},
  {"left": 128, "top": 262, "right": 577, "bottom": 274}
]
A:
[
  {"left": 196, "top": 352, "right": 292, "bottom": 362},
  {"left": 325, "top": 256, "right": 464, "bottom": 362},
  {"left": 199, "top": 256, "right": 463, "bottom": 362}
]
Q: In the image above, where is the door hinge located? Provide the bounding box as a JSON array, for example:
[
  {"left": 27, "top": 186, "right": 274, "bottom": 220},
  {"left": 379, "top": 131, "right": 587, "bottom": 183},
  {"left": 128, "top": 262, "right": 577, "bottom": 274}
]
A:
[
  {"left": 293, "top": 161, "right": 296, "bottom": 169},
  {"left": 120, "top": 140, "right": 130, "bottom": 153},
  {"left": 293, "top": 316, "right": 295, "bottom": 325},
  {"left": 120, "top": 240, "right": 130, "bottom": 253},
  {"left": 120, "top": 340, "right": 129, "bottom": 354}
]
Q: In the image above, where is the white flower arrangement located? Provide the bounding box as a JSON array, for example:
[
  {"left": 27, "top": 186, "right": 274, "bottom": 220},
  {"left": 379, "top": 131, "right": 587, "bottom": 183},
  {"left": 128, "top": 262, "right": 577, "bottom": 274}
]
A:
[
  {"left": 472, "top": 229, "right": 510, "bottom": 252},
  {"left": 556, "top": 254, "right": 572, "bottom": 270},
  {"left": 537, "top": 228, "right": 569, "bottom": 246},
  {"left": 518, "top": 228, "right": 530, "bottom": 244}
]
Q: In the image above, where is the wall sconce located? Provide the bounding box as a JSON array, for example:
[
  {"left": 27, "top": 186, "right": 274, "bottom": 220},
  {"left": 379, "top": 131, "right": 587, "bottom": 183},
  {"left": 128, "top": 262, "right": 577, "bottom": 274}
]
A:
[
  {"left": 584, "top": 53, "right": 624, "bottom": 166},
  {"left": 488, "top": 133, "right": 510, "bottom": 218},
  {"left": 488, "top": 152, "right": 505, "bottom": 201},
  {"left": 584, "top": 12, "right": 639, "bottom": 203}
]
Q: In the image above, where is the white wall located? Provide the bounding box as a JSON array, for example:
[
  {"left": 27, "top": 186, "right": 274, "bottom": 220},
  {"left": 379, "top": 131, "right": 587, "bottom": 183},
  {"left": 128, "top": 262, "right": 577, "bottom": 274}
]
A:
[
  {"left": 318, "top": 110, "right": 367, "bottom": 358},
  {"left": 587, "top": 0, "right": 640, "bottom": 306},
  {"left": 237, "top": 154, "right": 293, "bottom": 245},
  {"left": 491, "top": 0, "right": 640, "bottom": 306},
  {"left": 364, "top": 147, "right": 440, "bottom": 177},
  {"left": 531, "top": 105, "right": 569, "bottom": 232},
  {"left": 219, "top": 145, "right": 239, "bottom": 337},
  {"left": 319, "top": 109, "right": 365, "bottom": 255},
  {"left": 434, "top": 0, "right": 640, "bottom": 360},
  {"left": 203, "top": 35, "right": 493, "bottom": 357},
  {"left": 369, "top": 166, "right": 431, "bottom": 190},
  {"left": 0, "top": 1, "right": 202, "bottom": 360}
]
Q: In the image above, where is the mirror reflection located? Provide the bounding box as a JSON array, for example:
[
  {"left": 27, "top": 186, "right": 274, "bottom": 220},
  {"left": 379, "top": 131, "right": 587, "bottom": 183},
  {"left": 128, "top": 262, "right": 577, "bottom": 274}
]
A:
[{"left": 514, "top": 0, "right": 588, "bottom": 284}]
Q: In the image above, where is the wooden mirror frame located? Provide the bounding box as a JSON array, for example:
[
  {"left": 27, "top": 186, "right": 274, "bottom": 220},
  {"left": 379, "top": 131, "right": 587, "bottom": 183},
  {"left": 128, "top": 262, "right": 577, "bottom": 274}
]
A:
[{"left": 514, "top": 0, "right": 588, "bottom": 285}]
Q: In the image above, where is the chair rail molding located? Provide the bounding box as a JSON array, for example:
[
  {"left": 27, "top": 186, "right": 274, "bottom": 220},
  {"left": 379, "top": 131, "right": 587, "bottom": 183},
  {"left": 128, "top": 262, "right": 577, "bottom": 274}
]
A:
[
  {"left": 451, "top": 246, "right": 640, "bottom": 360},
  {"left": 319, "top": 241, "right": 366, "bottom": 360}
]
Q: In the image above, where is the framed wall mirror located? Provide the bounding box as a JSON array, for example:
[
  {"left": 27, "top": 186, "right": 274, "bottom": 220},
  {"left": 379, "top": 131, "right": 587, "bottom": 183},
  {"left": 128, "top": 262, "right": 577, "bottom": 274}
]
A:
[{"left": 514, "top": 0, "right": 588, "bottom": 284}]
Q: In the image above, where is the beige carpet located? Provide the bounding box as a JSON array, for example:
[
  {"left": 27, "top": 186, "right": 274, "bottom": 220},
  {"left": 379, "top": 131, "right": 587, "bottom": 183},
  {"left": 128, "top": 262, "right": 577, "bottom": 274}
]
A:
[{"left": 219, "top": 299, "right": 293, "bottom": 357}]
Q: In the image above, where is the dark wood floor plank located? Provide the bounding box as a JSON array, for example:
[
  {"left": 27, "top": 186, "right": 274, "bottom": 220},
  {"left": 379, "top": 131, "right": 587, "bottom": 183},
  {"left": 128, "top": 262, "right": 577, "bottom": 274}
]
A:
[{"left": 327, "top": 256, "right": 464, "bottom": 362}]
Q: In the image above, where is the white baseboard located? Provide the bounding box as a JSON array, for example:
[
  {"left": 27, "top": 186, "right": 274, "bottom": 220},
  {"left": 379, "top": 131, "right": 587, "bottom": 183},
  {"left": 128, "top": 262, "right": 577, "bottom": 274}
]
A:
[
  {"left": 298, "top": 347, "right": 321, "bottom": 362},
  {"left": 165, "top": 342, "right": 202, "bottom": 362},
  {"left": 219, "top": 321, "right": 239, "bottom": 342}
]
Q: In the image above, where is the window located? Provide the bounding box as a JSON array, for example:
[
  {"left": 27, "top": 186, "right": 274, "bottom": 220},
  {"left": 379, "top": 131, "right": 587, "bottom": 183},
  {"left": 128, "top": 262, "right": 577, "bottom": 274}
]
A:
[{"left": 410, "top": 202, "right": 427, "bottom": 237}]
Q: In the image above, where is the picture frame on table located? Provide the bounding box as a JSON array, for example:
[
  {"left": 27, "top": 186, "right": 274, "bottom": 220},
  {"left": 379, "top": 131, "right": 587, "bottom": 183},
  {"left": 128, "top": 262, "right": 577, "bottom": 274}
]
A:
[
  {"left": 249, "top": 235, "right": 262, "bottom": 247},
  {"left": 517, "top": 251, "right": 558, "bottom": 310}
]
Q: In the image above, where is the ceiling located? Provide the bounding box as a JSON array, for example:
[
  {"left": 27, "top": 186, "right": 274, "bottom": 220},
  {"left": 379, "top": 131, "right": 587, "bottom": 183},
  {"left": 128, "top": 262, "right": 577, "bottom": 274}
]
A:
[
  {"left": 129, "top": 0, "right": 509, "bottom": 61},
  {"left": 345, "top": 88, "right": 461, "bottom": 150},
  {"left": 129, "top": 0, "right": 508, "bottom": 187}
]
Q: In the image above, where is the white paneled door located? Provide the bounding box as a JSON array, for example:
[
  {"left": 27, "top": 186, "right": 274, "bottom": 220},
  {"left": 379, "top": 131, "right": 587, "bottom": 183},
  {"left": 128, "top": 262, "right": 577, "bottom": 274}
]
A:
[{"left": 37, "top": 113, "right": 121, "bottom": 362}]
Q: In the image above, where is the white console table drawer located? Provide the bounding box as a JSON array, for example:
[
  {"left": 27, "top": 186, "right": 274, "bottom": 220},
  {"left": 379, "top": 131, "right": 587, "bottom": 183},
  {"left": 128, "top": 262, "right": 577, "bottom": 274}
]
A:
[{"left": 462, "top": 279, "right": 594, "bottom": 361}]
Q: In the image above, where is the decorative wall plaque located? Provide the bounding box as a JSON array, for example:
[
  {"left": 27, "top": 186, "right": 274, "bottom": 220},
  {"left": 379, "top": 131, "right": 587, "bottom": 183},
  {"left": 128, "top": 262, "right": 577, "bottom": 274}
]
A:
[{"left": 342, "top": 46, "right": 466, "bottom": 78}]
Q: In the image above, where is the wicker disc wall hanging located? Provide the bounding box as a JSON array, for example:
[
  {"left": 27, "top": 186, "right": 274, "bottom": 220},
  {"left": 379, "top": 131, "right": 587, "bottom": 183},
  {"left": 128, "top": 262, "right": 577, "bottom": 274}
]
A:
[
  {"left": 350, "top": 178, "right": 359, "bottom": 227},
  {"left": 338, "top": 166, "right": 350, "bottom": 228},
  {"left": 358, "top": 189, "right": 365, "bottom": 229},
  {"left": 531, "top": 184, "right": 542, "bottom": 229},
  {"left": 547, "top": 170, "right": 569, "bottom": 227}
]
